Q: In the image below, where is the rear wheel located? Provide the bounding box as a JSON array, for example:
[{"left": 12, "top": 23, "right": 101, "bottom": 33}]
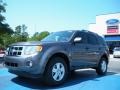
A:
[
  {"left": 96, "top": 58, "right": 108, "bottom": 75},
  {"left": 17, "top": 75, "right": 27, "bottom": 79},
  {"left": 43, "top": 57, "right": 68, "bottom": 85}
]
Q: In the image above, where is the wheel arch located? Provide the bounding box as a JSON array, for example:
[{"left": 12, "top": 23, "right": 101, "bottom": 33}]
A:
[
  {"left": 44, "top": 52, "right": 70, "bottom": 73},
  {"left": 100, "top": 54, "right": 109, "bottom": 64}
]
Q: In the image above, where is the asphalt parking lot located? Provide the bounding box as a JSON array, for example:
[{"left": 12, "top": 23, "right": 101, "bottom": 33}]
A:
[{"left": 0, "top": 55, "right": 120, "bottom": 90}]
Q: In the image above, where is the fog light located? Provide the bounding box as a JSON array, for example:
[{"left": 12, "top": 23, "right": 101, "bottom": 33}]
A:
[{"left": 26, "top": 60, "right": 33, "bottom": 67}]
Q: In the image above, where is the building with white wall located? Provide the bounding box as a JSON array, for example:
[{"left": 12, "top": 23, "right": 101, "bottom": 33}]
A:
[
  {"left": 89, "top": 13, "right": 120, "bottom": 35},
  {"left": 89, "top": 13, "right": 120, "bottom": 53}
]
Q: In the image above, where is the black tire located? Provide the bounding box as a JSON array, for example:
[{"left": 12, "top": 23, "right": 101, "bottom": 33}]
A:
[
  {"left": 17, "top": 75, "right": 26, "bottom": 79},
  {"left": 96, "top": 58, "right": 108, "bottom": 75},
  {"left": 43, "top": 57, "right": 68, "bottom": 85},
  {"left": 70, "top": 70, "right": 75, "bottom": 75}
]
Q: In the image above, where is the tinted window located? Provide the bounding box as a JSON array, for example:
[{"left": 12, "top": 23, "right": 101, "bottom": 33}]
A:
[
  {"left": 87, "top": 34, "right": 98, "bottom": 45},
  {"left": 98, "top": 36, "right": 106, "bottom": 46}
]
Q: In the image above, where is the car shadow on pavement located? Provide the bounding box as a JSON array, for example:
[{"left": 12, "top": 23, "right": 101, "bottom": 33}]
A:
[{"left": 11, "top": 69, "right": 117, "bottom": 90}]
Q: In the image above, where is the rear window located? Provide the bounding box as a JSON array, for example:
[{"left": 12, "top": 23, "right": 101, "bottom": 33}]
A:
[
  {"left": 87, "top": 33, "right": 99, "bottom": 45},
  {"left": 98, "top": 36, "right": 106, "bottom": 46}
]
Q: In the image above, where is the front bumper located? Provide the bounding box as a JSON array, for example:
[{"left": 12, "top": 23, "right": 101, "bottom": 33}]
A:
[{"left": 4, "top": 53, "right": 44, "bottom": 78}]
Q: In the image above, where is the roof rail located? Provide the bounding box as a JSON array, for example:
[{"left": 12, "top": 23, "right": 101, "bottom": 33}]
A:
[
  {"left": 81, "top": 29, "right": 99, "bottom": 36},
  {"left": 80, "top": 29, "right": 89, "bottom": 32}
]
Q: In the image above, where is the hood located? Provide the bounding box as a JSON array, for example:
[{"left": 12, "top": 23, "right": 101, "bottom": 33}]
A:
[
  {"left": 10, "top": 41, "right": 68, "bottom": 46},
  {"left": 10, "top": 41, "right": 41, "bottom": 46}
]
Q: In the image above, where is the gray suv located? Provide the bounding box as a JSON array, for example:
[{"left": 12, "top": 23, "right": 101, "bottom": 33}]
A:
[{"left": 4, "top": 30, "right": 109, "bottom": 85}]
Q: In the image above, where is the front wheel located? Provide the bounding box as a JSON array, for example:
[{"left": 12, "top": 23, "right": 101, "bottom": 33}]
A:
[
  {"left": 43, "top": 57, "right": 68, "bottom": 85},
  {"left": 96, "top": 58, "right": 108, "bottom": 75}
]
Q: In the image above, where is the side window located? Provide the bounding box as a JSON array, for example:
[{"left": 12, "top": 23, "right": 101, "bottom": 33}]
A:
[
  {"left": 74, "top": 32, "right": 87, "bottom": 44},
  {"left": 87, "top": 34, "right": 98, "bottom": 45},
  {"left": 98, "top": 36, "right": 106, "bottom": 46}
]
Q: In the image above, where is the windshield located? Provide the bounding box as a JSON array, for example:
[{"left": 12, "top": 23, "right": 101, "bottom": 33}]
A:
[{"left": 41, "top": 31, "right": 75, "bottom": 42}]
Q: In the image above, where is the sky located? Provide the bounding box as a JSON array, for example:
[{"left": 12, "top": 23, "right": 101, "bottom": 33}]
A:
[{"left": 4, "top": 0, "right": 120, "bottom": 36}]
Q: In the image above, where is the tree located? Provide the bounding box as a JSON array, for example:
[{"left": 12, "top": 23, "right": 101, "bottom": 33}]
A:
[
  {"left": 0, "top": 0, "right": 13, "bottom": 35},
  {"left": 28, "top": 31, "right": 50, "bottom": 41},
  {"left": 13, "top": 24, "right": 28, "bottom": 42},
  {"left": 28, "top": 32, "right": 39, "bottom": 41},
  {"left": 38, "top": 31, "right": 50, "bottom": 41},
  {"left": 0, "top": 33, "right": 15, "bottom": 48},
  {"left": 0, "top": 0, "right": 13, "bottom": 48}
]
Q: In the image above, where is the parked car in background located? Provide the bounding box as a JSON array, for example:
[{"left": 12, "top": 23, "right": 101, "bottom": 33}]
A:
[
  {"left": 0, "top": 49, "right": 5, "bottom": 58},
  {"left": 0, "top": 49, "right": 5, "bottom": 62},
  {"left": 113, "top": 47, "right": 120, "bottom": 58}
]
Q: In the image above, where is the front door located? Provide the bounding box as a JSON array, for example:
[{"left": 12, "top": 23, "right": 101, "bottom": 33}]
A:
[{"left": 71, "top": 32, "right": 89, "bottom": 67}]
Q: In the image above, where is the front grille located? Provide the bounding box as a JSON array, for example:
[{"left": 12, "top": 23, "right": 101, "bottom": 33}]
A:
[
  {"left": 8, "top": 46, "right": 23, "bottom": 56},
  {"left": 5, "top": 62, "right": 18, "bottom": 67}
]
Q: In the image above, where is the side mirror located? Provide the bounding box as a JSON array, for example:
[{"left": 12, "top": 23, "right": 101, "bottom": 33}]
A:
[{"left": 74, "top": 37, "right": 82, "bottom": 43}]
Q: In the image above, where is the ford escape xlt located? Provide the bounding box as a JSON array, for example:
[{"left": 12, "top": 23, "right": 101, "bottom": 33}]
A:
[{"left": 4, "top": 30, "right": 109, "bottom": 85}]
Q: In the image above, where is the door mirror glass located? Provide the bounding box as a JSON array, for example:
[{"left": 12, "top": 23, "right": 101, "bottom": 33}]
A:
[{"left": 74, "top": 37, "right": 82, "bottom": 43}]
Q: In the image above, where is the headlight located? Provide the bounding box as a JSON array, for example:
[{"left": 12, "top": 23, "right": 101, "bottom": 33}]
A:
[{"left": 24, "top": 46, "right": 43, "bottom": 55}]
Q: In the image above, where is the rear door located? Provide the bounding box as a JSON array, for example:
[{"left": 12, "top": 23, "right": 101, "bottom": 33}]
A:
[{"left": 85, "top": 33, "right": 100, "bottom": 65}]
